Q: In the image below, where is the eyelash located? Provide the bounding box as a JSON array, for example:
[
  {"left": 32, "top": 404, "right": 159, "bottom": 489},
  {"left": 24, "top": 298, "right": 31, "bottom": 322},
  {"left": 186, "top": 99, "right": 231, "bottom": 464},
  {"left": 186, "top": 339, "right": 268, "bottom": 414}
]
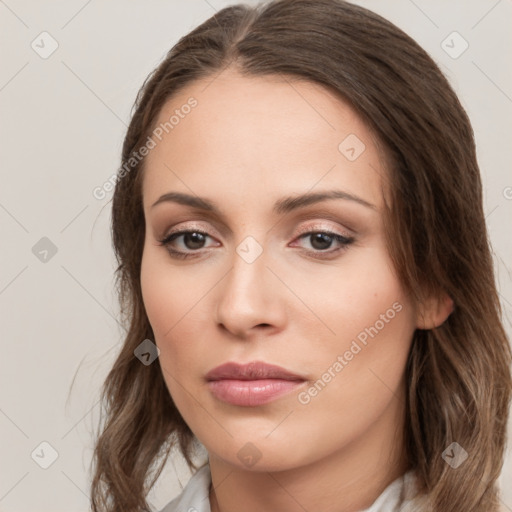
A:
[{"left": 158, "top": 226, "right": 355, "bottom": 261}]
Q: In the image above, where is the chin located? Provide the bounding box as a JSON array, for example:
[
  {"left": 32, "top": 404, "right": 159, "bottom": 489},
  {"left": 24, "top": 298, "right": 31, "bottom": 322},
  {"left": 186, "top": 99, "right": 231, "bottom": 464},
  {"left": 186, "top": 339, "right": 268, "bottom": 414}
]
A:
[{"left": 204, "top": 434, "right": 316, "bottom": 473}]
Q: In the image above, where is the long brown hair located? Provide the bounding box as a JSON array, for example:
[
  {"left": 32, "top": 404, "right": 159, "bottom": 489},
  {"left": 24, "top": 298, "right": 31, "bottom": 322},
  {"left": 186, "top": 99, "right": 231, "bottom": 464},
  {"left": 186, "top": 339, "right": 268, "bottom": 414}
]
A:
[{"left": 90, "top": 1, "right": 512, "bottom": 510}]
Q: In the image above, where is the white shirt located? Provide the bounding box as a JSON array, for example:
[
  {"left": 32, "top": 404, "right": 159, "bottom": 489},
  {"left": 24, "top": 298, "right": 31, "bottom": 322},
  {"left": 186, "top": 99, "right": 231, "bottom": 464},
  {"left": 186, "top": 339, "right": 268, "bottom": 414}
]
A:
[{"left": 159, "top": 463, "right": 422, "bottom": 512}]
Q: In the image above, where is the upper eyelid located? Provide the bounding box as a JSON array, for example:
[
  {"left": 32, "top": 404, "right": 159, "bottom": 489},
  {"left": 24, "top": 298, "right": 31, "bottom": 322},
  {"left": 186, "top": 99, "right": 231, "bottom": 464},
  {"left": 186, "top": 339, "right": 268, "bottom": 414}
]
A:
[
  {"left": 163, "top": 221, "right": 351, "bottom": 240},
  {"left": 155, "top": 206, "right": 360, "bottom": 236}
]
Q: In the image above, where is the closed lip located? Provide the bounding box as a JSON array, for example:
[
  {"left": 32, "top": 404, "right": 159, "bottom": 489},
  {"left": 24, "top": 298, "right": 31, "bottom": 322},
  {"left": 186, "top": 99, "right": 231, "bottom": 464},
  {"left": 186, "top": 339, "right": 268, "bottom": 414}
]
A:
[{"left": 205, "top": 361, "right": 305, "bottom": 381}]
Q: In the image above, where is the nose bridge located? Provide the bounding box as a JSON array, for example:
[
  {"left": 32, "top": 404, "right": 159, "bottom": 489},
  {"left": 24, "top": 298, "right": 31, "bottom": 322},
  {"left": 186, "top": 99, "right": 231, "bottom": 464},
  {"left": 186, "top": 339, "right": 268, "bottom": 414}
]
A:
[
  {"left": 215, "top": 234, "right": 284, "bottom": 335},
  {"left": 224, "top": 237, "right": 270, "bottom": 306},
  {"left": 227, "top": 221, "right": 269, "bottom": 288}
]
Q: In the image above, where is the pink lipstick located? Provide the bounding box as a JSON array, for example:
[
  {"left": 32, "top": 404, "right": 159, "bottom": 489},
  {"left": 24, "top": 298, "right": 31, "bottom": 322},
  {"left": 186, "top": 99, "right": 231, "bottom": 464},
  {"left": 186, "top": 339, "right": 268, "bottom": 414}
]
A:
[{"left": 205, "top": 361, "right": 306, "bottom": 407}]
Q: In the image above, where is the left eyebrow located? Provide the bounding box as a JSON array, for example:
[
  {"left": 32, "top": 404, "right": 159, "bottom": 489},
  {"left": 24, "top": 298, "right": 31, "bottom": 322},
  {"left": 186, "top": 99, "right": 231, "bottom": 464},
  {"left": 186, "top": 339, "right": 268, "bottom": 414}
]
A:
[
  {"left": 273, "top": 190, "right": 376, "bottom": 214},
  {"left": 151, "top": 189, "right": 376, "bottom": 214}
]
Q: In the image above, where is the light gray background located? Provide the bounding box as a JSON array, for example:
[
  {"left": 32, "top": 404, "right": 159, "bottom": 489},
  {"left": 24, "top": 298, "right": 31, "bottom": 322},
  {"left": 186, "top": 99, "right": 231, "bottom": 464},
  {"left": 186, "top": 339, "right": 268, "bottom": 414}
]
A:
[{"left": 1, "top": 1, "right": 511, "bottom": 511}]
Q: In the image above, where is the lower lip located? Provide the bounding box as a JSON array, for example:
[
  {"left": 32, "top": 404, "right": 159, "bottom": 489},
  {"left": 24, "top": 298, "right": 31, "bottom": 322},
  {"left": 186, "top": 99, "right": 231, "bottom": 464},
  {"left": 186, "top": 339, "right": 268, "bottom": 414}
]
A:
[{"left": 207, "top": 379, "right": 305, "bottom": 406}]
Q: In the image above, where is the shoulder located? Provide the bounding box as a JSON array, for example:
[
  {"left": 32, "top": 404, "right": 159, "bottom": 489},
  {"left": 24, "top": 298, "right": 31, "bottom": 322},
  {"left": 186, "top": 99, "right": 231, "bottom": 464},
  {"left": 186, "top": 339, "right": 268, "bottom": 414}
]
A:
[{"left": 158, "top": 463, "right": 212, "bottom": 512}]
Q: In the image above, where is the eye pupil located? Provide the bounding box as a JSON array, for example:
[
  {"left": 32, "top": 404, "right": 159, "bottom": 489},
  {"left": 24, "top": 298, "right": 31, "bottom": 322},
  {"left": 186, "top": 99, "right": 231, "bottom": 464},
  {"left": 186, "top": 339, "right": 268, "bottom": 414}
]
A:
[
  {"left": 310, "top": 233, "right": 332, "bottom": 250},
  {"left": 184, "top": 232, "right": 206, "bottom": 249}
]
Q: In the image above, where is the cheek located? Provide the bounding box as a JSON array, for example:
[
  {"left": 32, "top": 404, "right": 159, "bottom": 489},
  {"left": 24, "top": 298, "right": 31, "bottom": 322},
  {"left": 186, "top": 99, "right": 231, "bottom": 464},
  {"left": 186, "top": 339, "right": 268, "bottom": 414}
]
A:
[
  {"left": 290, "top": 271, "right": 413, "bottom": 459},
  {"left": 140, "top": 244, "right": 207, "bottom": 337},
  {"left": 302, "top": 243, "right": 413, "bottom": 343},
  {"left": 140, "top": 243, "right": 214, "bottom": 379},
  {"left": 140, "top": 247, "right": 207, "bottom": 422},
  {"left": 299, "top": 244, "right": 415, "bottom": 404},
  {"left": 140, "top": 247, "right": 193, "bottom": 379}
]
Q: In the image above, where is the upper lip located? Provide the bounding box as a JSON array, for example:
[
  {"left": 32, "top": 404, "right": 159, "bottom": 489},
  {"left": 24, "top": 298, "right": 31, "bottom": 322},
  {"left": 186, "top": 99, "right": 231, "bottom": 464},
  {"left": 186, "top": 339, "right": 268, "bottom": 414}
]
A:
[{"left": 205, "top": 361, "right": 305, "bottom": 381}]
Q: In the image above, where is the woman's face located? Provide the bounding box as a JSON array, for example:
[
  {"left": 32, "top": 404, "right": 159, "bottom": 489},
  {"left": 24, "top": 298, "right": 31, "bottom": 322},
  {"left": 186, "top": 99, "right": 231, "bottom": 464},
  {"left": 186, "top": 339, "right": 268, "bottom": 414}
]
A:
[{"left": 140, "top": 68, "right": 419, "bottom": 472}]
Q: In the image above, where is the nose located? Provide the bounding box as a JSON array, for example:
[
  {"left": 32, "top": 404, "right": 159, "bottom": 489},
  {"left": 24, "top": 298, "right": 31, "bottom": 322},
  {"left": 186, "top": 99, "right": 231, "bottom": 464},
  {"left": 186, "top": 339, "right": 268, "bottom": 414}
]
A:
[{"left": 215, "top": 245, "right": 287, "bottom": 339}]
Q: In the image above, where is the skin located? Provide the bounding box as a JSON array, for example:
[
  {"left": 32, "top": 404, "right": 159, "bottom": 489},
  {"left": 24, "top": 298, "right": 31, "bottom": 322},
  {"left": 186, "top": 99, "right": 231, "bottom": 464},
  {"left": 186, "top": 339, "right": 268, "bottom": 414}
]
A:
[{"left": 140, "top": 67, "right": 452, "bottom": 512}]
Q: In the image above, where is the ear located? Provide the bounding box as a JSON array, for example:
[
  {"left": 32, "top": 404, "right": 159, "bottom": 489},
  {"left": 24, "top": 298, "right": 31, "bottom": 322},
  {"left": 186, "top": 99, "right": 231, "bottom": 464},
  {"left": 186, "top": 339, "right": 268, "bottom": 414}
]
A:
[{"left": 415, "top": 292, "right": 454, "bottom": 330}]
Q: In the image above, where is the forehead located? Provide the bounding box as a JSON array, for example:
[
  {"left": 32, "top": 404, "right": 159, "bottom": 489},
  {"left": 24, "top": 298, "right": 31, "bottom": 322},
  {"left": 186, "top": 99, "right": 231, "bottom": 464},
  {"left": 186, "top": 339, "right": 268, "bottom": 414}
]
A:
[{"left": 142, "top": 68, "right": 388, "bottom": 214}]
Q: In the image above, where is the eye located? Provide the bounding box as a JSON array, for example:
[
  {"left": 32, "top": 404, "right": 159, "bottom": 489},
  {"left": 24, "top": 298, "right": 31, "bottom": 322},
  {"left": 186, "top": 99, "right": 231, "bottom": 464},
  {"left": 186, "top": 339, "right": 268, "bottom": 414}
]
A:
[
  {"left": 158, "top": 229, "right": 218, "bottom": 259},
  {"left": 291, "top": 229, "right": 355, "bottom": 259},
  {"left": 157, "top": 227, "right": 355, "bottom": 260}
]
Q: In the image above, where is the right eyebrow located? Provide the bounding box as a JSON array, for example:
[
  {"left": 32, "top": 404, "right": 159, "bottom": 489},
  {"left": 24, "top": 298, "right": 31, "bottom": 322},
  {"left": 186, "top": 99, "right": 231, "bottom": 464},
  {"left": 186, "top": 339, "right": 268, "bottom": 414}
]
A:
[{"left": 151, "top": 189, "right": 376, "bottom": 214}]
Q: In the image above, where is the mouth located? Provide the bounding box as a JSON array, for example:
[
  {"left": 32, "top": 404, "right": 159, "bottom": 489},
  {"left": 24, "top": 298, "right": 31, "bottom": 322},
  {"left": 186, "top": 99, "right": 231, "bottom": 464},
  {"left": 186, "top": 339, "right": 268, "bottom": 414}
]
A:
[{"left": 205, "top": 361, "right": 307, "bottom": 407}]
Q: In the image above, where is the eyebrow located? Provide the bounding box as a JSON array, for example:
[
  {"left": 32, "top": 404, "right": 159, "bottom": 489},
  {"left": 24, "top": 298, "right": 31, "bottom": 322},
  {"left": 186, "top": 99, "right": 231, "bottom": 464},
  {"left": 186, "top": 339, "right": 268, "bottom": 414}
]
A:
[{"left": 151, "top": 189, "right": 376, "bottom": 214}]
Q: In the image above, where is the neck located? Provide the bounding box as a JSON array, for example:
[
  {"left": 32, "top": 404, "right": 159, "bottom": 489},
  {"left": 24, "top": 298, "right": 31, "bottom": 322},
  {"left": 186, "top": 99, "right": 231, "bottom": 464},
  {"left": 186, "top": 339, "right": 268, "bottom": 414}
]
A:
[{"left": 208, "top": 400, "right": 408, "bottom": 512}]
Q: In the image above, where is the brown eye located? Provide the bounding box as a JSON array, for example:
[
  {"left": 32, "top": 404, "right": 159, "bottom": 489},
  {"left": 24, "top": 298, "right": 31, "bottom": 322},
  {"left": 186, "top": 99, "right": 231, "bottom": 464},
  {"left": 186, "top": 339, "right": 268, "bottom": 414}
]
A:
[
  {"left": 177, "top": 232, "right": 207, "bottom": 250},
  {"left": 158, "top": 230, "right": 217, "bottom": 259},
  {"left": 309, "top": 232, "right": 335, "bottom": 250},
  {"left": 293, "top": 230, "right": 354, "bottom": 259}
]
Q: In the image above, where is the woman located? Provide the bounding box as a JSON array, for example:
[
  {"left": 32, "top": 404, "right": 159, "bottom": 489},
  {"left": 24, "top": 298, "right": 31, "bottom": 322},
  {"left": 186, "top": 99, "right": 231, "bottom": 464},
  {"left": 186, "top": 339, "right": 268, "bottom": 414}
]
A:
[{"left": 90, "top": 0, "right": 512, "bottom": 511}]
